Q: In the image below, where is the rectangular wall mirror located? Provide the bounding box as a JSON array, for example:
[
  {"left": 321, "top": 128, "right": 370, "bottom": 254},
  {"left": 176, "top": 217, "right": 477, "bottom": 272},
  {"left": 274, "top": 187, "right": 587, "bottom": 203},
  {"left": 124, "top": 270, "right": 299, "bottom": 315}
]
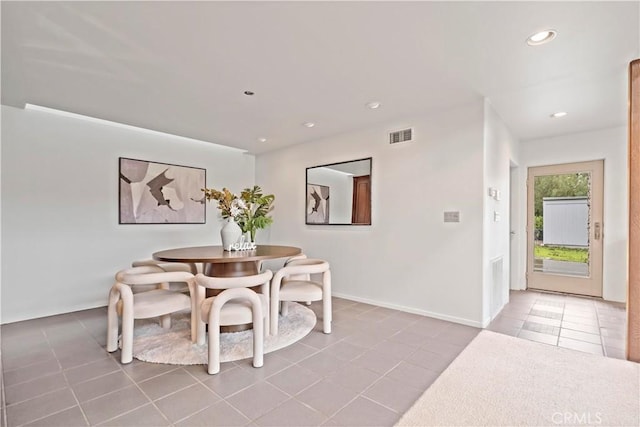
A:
[{"left": 306, "top": 157, "right": 372, "bottom": 225}]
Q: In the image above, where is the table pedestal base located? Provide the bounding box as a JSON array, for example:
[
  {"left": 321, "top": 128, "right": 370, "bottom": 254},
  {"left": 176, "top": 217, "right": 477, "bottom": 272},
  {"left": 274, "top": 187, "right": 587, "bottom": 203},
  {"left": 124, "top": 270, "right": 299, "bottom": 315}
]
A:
[
  {"left": 204, "top": 261, "right": 261, "bottom": 332},
  {"left": 204, "top": 261, "right": 260, "bottom": 277}
]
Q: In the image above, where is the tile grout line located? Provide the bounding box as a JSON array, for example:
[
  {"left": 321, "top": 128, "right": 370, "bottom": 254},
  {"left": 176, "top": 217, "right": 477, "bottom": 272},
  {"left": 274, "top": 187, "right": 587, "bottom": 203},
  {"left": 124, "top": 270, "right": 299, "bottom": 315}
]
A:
[
  {"left": 5, "top": 355, "right": 128, "bottom": 408},
  {"left": 501, "top": 291, "right": 626, "bottom": 358},
  {"left": 109, "top": 358, "right": 225, "bottom": 427},
  {"left": 9, "top": 322, "right": 89, "bottom": 427},
  {"left": 593, "top": 299, "right": 606, "bottom": 355},
  {"left": 43, "top": 321, "right": 92, "bottom": 427},
  {"left": 558, "top": 297, "right": 606, "bottom": 355}
]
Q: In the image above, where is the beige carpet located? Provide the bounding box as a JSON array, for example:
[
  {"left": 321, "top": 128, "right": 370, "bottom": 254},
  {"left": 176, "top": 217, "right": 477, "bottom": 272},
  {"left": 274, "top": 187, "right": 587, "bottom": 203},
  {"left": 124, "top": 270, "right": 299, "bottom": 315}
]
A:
[{"left": 396, "top": 330, "right": 639, "bottom": 427}]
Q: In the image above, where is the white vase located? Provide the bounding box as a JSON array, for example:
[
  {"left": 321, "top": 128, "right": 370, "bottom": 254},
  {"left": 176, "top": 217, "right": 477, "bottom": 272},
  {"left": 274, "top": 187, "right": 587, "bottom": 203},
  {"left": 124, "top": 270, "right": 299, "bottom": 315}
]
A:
[{"left": 220, "top": 217, "right": 242, "bottom": 251}]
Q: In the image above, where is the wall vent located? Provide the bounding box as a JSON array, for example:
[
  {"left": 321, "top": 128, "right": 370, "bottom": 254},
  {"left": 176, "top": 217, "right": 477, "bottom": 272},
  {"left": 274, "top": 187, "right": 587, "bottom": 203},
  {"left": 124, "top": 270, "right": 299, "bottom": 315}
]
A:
[{"left": 389, "top": 128, "right": 413, "bottom": 144}]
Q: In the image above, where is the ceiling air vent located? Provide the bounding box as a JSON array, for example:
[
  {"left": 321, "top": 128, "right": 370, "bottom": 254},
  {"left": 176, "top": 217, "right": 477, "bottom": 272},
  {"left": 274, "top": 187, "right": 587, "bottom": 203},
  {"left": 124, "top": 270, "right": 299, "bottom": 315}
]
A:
[{"left": 389, "top": 128, "right": 413, "bottom": 144}]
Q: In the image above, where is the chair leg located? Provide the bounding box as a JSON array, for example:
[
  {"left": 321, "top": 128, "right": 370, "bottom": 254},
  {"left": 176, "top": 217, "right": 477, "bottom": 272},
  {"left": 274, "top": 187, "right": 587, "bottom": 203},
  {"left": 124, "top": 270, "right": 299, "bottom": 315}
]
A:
[
  {"left": 261, "top": 281, "right": 270, "bottom": 337},
  {"left": 263, "top": 306, "right": 270, "bottom": 337},
  {"left": 160, "top": 314, "right": 171, "bottom": 329},
  {"left": 322, "top": 293, "right": 332, "bottom": 334},
  {"left": 208, "top": 318, "right": 221, "bottom": 375},
  {"left": 322, "top": 270, "right": 332, "bottom": 334},
  {"left": 252, "top": 315, "right": 264, "bottom": 368},
  {"left": 196, "top": 318, "right": 206, "bottom": 346},
  {"left": 270, "top": 295, "right": 280, "bottom": 336},
  {"left": 281, "top": 301, "right": 289, "bottom": 316},
  {"left": 106, "top": 302, "right": 119, "bottom": 353},
  {"left": 121, "top": 307, "right": 134, "bottom": 364}
]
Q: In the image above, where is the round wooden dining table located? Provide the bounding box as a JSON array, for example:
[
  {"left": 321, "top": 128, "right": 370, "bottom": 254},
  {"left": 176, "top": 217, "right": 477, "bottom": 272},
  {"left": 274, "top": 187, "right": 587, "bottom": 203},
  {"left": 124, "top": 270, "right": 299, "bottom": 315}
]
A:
[
  {"left": 152, "top": 244, "right": 302, "bottom": 277},
  {"left": 153, "top": 245, "right": 302, "bottom": 332}
]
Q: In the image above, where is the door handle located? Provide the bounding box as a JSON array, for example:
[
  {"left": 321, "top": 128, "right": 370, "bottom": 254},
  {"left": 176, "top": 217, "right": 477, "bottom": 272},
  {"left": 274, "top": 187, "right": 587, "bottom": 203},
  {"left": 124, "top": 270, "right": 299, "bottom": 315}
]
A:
[{"left": 594, "top": 222, "right": 601, "bottom": 240}]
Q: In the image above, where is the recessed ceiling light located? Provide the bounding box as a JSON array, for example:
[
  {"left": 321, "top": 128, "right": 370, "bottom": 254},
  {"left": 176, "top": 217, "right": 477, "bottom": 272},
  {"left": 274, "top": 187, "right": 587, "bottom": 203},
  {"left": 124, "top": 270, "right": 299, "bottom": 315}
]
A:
[
  {"left": 303, "top": 122, "right": 315, "bottom": 128},
  {"left": 244, "top": 90, "right": 255, "bottom": 96},
  {"left": 526, "top": 29, "right": 557, "bottom": 46},
  {"left": 258, "top": 137, "right": 267, "bottom": 143},
  {"left": 550, "top": 111, "right": 568, "bottom": 118},
  {"left": 366, "top": 101, "right": 381, "bottom": 109}
]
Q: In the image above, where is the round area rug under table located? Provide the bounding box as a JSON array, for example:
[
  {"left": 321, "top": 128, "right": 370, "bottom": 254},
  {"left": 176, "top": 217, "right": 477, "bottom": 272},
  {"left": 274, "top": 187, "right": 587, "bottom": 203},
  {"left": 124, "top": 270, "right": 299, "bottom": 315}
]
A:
[{"left": 127, "top": 302, "right": 315, "bottom": 365}]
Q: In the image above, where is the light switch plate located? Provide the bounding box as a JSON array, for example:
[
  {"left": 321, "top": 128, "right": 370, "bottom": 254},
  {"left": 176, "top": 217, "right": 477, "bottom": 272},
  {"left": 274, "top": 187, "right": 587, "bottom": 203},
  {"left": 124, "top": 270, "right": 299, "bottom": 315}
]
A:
[{"left": 444, "top": 211, "right": 460, "bottom": 223}]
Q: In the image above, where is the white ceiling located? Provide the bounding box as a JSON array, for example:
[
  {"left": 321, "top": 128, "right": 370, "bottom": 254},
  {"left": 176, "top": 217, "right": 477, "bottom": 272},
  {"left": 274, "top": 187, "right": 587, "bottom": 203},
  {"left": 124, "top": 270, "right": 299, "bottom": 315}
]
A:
[{"left": 2, "top": 1, "right": 639, "bottom": 154}]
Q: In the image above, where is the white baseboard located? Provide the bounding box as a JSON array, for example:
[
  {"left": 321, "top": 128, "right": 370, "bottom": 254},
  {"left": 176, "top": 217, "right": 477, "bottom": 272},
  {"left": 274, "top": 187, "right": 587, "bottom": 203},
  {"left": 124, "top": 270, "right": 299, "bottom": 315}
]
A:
[{"left": 332, "top": 292, "right": 485, "bottom": 328}]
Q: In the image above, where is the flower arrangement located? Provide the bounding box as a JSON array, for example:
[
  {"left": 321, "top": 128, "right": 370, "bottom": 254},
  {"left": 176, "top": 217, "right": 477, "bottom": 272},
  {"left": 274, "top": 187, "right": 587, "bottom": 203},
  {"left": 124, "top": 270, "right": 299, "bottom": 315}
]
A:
[
  {"left": 202, "top": 187, "right": 244, "bottom": 219},
  {"left": 202, "top": 185, "right": 275, "bottom": 242}
]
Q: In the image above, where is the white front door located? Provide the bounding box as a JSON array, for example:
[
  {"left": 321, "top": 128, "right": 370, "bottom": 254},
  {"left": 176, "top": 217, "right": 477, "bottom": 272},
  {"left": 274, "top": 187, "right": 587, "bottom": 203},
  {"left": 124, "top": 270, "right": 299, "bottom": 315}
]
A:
[{"left": 526, "top": 160, "right": 604, "bottom": 297}]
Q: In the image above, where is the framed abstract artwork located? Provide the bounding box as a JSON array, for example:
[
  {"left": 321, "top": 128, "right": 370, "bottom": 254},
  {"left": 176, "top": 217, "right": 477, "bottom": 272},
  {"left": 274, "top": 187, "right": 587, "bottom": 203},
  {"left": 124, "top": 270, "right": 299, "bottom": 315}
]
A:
[
  {"left": 306, "top": 184, "right": 330, "bottom": 224},
  {"left": 119, "top": 157, "right": 206, "bottom": 224}
]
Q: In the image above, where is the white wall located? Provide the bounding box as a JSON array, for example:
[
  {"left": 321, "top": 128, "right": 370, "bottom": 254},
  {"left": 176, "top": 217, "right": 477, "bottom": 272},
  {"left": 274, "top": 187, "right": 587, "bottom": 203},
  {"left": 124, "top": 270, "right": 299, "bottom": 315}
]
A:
[
  {"left": 1, "top": 105, "right": 255, "bottom": 323},
  {"left": 483, "top": 101, "right": 520, "bottom": 325},
  {"left": 516, "top": 126, "right": 628, "bottom": 302},
  {"left": 257, "top": 102, "right": 488, "bottom": 326}
]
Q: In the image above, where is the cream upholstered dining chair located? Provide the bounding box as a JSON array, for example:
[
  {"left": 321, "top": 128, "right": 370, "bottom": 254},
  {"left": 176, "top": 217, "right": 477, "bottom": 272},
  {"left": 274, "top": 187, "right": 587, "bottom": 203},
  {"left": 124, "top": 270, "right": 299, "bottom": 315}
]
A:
[
  {"left": 195, "top": 270, "right": 273, "bottom": 375},
  {"left": 130, "top": 259, "right": 199, "bottom": 293},
  {"left": 283, "top": 254, "right": 308, "bottom": 276},
  {"left": 270, "top": 258, "right": 331, "bottom": 335},
  {"left": 132, "top": 259, "right": 200, "bottom": 274},
  {"left": 107, "top": 265, "right": 198, "bottom": 364},
  {"left": 280, "top": 254, "right": 310, "bottom": 314}
]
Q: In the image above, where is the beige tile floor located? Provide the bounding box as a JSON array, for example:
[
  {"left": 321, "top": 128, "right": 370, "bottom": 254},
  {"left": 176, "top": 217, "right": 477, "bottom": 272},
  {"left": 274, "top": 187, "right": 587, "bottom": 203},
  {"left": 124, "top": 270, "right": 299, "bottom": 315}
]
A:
[
  {"left": 488, "top": 290, "right": 627, "bottom": 359},
  {"left": 0, "top": 291, "right": 626, "bottom": 427},
  {"left": 0, "top": 298, "right": 478, "bottom": 427}
]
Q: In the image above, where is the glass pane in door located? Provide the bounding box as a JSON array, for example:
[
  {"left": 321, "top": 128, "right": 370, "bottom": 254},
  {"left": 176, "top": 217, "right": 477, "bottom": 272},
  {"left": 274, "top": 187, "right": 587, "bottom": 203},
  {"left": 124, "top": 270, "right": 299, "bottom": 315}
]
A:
[{"left": 532, "top": 172, "right": 590, "bottom": 278}]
